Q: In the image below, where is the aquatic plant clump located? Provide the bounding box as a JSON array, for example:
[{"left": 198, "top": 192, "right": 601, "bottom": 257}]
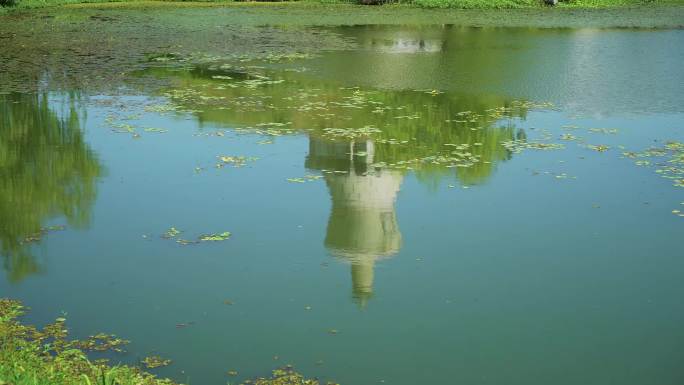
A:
[
  {"left": 623, "top": 141, "right": 684, "bottom": 186},
  {"left": 287, "top": 175, "right": 324, "bottom": 183},
  {"left": 161, "top": 227, "right": 232, "bottom": 245},
  {"left": 501, "top": 139, "right": 565, "bottom": 153},
  {"left": 622, "top": 141, "right": 684, "bottom": 217},
  {"left": 142, "top": 355, "right": 173, "bottom": 369},
  {"left": 242, "top": 365, "right": 339, "bottom": 385},
  {"left": 217, "top": 155, "right": 259, "bottom": 168},
  {"left": 199, "top": 232, "right": 232, "bottom": 242},
  {"left": 322, "top": 126, "right": 383, "bottom": 140},
  {"left": 71, "top": 333, "right": 130, "bottom": 353}
]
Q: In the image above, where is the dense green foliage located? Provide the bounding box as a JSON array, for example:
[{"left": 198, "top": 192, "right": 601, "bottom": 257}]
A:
[
  {"left": 0, "top": 299, "right": 176, "bottom": 385},
  {"left": 1, "top": 0, "right": 133, "bottom": 9},
  {"left": 410, "top": 0, "right": 536, "bottom": 8},
  {"left": 1, "top": 0, "right": 682, "bottom": 10}
]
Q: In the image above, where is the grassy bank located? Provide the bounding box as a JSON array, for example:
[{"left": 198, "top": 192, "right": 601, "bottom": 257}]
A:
[
  {"left": 0, "top": 299, "right": 176, "bottom": 385},
  {"left": 2, "top": 0, "right": 683, "bottom": 11},
  {"left": 0, "top": 299, "right": 334, "bottom": 385}
]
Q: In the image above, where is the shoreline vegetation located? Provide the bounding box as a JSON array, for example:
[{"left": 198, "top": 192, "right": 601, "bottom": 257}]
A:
[
  {"left": 1, "top": 0, "right": 683, "bottom": 13},
  {"left": 0, "top": 298, "right": 336, "bottom": 385},
  {"left": 1, "top": 2, "right": 683, "bottom": 28}
]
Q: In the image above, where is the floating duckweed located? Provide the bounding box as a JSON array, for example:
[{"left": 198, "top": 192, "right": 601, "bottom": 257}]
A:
[
  {"left": 588, "top": 128, "right": 619, "bottom": 134},
  {"left": 501, "top": 139, "right": 565, "bottom": 153},
  {"left": 322, "top": 126, "right": 382, "bottom": 140},
  {"left": 199, "top": 232, "right": 232, "bottom": 242},
  {"left": 234, "top": 123, "right": 296, "bottom": 137},
  {"left": 287, "top": 175, "right": 323, "bottom": 183},
  {"left": 586, "top": 144, "right": 610, "bottom": 152},
  {"left": 560, "top": 133, "right": 580, "bottom": 141},
  {"left": 142, "top": 355, "right": 172, "bottom": 369},
  {"left": 144, "top": 103, "right": 181, "bottom": 113},
  {"left": 0, "top": 299, "right": 25, "bottom": 321},
  {"left": 162, "top": 228, "right": 231, "bottom": 245},
  {"left": 72, "top": 333, "right": 130, "bottom": 353},
  {"left": 144, "top": 127, "right": 168, "bottom": 133},
  {"left": 244, "top": 366, "right": 337, "bottom": 385},
  {"left": 622, "top": 141, "right": 684, "bottom": 215},
  {"left": 217, "top": 155, "right": 258, "bottom": 168}
]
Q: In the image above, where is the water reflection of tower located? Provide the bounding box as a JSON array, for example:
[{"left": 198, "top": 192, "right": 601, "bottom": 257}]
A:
[{"left": 306, "top": 137, "right": 403, "bottom": 308}]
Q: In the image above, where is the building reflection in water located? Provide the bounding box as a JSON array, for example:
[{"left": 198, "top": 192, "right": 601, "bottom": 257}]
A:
[
  {"left": 140, "top": 47, "right": 534, "bottom": 305},
  {"left": 306, "top": 137, "right": 403, "bottom": 308}
]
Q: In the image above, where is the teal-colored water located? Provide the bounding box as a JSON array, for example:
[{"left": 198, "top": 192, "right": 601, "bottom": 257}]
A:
[{"left": 1, "top": 21, "right": 684, "bottom": 385}]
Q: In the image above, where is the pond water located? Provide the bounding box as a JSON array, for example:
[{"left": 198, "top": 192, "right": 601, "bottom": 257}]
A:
[{"left": 1, "top": 10, "right": 684, "bottom": 385}]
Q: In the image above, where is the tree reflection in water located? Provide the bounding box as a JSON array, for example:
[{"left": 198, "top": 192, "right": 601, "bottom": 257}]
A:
[{"left": 0, "top": 93, "right": 102, "bottom": 282}]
